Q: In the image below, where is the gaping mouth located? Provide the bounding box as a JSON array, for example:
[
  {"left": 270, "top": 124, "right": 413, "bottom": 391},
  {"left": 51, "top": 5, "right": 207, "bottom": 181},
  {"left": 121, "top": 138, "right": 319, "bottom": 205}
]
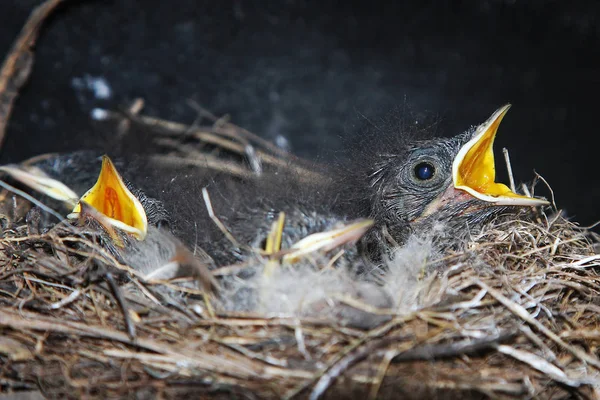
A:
[
  {"left": 70, "top": 155, "right": 148, "bottom": 240},
  {"left": 452, "top": 104, "right": 549, "bottom": 207}
]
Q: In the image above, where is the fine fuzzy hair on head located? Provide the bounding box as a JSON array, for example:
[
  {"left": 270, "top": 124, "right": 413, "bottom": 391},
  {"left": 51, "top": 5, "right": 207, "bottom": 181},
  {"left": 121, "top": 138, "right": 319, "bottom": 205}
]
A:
[
  {"left": 119, "top": 154, "right": 348, "bottom": 266},
  {"left": 329, "top": 105, "right": 444, "bottom": 211}
]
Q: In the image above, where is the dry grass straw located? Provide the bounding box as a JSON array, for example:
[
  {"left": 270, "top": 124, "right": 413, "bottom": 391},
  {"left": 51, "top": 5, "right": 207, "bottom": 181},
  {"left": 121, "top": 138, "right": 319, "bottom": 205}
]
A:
[
  {"left": 3, "top": 3, "right": 598, "bottom": 398},
  {"left": 106, "top": 98, "right": 326, "bottom": 184},
  {"left": 1, "top": 171, "right": 600, "bottom": 399},
  {"left": 1, "top": 109, "right": 600, "bottom": 399}
]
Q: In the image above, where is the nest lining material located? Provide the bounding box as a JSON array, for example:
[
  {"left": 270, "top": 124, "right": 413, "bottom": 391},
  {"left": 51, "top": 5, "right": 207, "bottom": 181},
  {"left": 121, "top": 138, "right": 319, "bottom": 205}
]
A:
[
  {"left": 0, "top": 107, "right": 598, "bottom": 399},
  {"left": 1, "top": 183, "right": 600, "bottom": 399},
  {"left": 1, "top": 2, "right": 598, "bottom": 398}
]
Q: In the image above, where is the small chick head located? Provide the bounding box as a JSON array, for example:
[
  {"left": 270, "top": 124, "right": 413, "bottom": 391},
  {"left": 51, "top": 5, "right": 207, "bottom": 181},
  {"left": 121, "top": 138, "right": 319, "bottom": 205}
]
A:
[
  {"left": 69, "top": 155, "right": 148, "bottom": 241},
  {"left": 368, "top": 105, "right": 548, "bottom": 232}
]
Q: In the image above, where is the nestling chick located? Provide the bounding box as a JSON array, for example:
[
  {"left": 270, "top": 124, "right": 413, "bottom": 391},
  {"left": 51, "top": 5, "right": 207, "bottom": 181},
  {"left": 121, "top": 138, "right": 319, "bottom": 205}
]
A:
[{"left": 0, "top": 105, "right": 550, "bottom": 328}]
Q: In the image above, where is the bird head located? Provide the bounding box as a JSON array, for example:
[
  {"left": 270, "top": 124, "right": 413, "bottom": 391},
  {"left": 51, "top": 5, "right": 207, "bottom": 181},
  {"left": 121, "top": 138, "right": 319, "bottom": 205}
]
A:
[
  {"left": 69, "top": 155, "right": 149, "bottom": 241},
  {"left": 367, "top": 105, "right": 549, "bottom": 236}
]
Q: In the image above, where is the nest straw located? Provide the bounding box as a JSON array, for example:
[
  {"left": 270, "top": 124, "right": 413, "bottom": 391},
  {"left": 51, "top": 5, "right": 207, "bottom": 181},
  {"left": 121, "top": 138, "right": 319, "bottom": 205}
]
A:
[
  {"left": 1, "top": 5, "right": 600, "bottom": 397},
  {"left": 1, "top": 109, "right": 600, "bottom": 399}
]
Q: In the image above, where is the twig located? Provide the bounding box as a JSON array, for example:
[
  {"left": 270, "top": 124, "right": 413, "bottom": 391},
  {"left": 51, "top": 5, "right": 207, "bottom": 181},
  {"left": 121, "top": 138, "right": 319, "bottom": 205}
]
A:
[
  {"left": 105, "top": 271, "right": 136, "bottom": 340},
  {"left": 388, "top": 332, "right": 514, "bottom": 362},
  {"left": 0, "top": 0, "right": 64, "bottom": 149},
  {"left": 116, "top": 98, "right": 145, "bottom": 137},
  {"left": 150, "top": 153, "right": 254, "bottom": 179},
  {"left": 201, "top": 187, "right": 242, "bottom": 249},
  {"left": 308, "top": 335, "right": 413, "bottom": 400},
  {"left": 187, "top": 99, "right": 295, "bottom": 160},
  {"left": 0, "top": 179, "right": 65, "bottom": 221},
  {"left": 477, "top": 280, "right": 600, "bottom": 370},
  {"left": 502, "top": 147, "right": 516, "bottom": 193},
  {"left": 48, "top": 288, "right": 82, "bottom": 310},
  {"left": 368, "top": 349, "right": 397, "bottom": 400},
  {"left": 0, "top": 308, "right": 264, "bottom": 379},
  {"left": 104, "top": 108, "right": 327, "bottom": 181},
  {"left": 535, "top": 172, "right": 557, "bottom": 210},
  {"left": 284, "top": 317, "right": 412, "bottom": 399}
]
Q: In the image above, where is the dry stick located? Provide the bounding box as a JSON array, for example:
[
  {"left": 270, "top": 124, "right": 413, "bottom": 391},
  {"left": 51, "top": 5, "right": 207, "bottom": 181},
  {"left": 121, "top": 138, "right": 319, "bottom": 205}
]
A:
[
  {"left": 112, "top": 110, "right": 327, "bottom": 182},
  {"left": 201, "top": 187, "right": 243, "bottom": 249},
  {"left": 368, "top": 349, "right": 398, "bottom": 400},
  {"left": 307, "top": 334, "right": 421, "bottom": 400},
  {"left": 154, "top": 124, "right": 251, "bottom": 155},
  {"left": 48, "top": 289, "right": 82, "bottom": 310},
  {"left": 308, "top": 345, "right": 379, "bottom": 400},
  {"left": 0, "top": 308, "right": 266, "bottom": 379},
  {"left": 0, "top": 0, "right": 64, "bottom": 150},
  {"left": 116, "top": 98, "right": 145, "bottom": 138},
  {"left": 104, "top": 271, "right": 136, "bottom": 340},
  {"left": 0, "top": 179, "right": 65, "bottom": 221},
  {"left": 502, "top": 147, "right": 517, "bottom": 193},
  {"left": 150, "top": 153, "right": 253, "bottom": 179},
  {"left": 535, "top": 172, "right": 557, "bottom": 210},
  {"left": 154, "top": 137, "right": 255, "bottom": 177},
  {"left": 364, "top": 333, "right": 515, "bottom": 399},
  {"left": 187, "top": 99, "right": 296, "bottom": 161},
  {"left": 283, "top": 317, "right": 412, "bottom": 400},
  {"left": 477, "top": 280, "right": 600, "bottom": 370},
  {"left": 122, "top": 110, "right": 260, "bottom": 160},
  {"left": 496, "top": 345, "right": 581, "bottom": 387},
  {"left": 388, "top": 332, "right": 514, "bottom": 362}
]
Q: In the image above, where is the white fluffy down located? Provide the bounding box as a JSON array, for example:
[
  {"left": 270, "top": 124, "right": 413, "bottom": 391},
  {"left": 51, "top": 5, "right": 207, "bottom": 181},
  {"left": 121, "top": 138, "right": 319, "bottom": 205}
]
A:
[
  {"left": 125, "top": 222, "right": 448, "bottom": 328},
  {"left": 217, "top": 227, "right": 444, "bottom": 328}
]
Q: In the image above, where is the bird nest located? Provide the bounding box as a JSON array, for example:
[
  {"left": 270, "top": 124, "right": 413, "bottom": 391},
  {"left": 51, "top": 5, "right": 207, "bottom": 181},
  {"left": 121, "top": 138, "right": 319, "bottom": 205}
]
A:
[
  {"left": 2, "top": 2, "right": 600, "bottom": 398},
  {"left": 1, "top": 186, "right": 599, "bottom": 399}
]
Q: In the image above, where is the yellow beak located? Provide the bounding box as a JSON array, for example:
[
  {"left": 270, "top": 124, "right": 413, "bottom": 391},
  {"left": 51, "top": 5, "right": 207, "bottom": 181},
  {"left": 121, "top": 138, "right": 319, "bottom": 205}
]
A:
[
  {"left": 452, "top": 105, "right": 549, "bottom": 206},
  {"left": 0, "top": 164, "right": 79, "bottom": 206},
  {"left": 70, "top": 155, "right": 148, "bottom": 240},
  {"left": 282, "top": 219, "right": 374, "bottom": 263}
]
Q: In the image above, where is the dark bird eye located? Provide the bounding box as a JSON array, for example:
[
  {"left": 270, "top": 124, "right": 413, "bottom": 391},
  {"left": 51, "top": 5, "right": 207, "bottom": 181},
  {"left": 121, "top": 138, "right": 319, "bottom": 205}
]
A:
[
  {"left": 156, "top": 219, "right": 171, "bottom": 230},
  {"left": 414, "top": 162, "right": 435, "bottom": 180}
]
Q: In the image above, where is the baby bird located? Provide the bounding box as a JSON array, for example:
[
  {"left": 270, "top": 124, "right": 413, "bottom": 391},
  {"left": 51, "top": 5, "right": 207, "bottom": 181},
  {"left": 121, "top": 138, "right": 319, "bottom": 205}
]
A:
[
  {"left": 0, "top": 104, "right": 550, "bottom": 327},
  {"left": 333, "top": 104, "right": 548, "bottom": 258},
  {"left": 0, "top": 104, "right": 548, "bottom": 283}
]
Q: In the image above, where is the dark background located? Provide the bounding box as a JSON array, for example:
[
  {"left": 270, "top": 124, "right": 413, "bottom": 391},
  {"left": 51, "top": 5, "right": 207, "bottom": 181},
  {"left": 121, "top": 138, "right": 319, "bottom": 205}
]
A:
[{"left": 1, "top": 0, "right": 598, "bottom": 227}]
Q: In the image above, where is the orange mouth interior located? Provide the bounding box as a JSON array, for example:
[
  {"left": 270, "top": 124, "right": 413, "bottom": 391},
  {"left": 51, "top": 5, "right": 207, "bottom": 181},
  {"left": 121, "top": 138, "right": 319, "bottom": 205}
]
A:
[
  {"left": 453, "top": 105, "right": 549, "bottom": 206},
  {"left": 71, "top": 156, "right": 147, "bottom": 240}
]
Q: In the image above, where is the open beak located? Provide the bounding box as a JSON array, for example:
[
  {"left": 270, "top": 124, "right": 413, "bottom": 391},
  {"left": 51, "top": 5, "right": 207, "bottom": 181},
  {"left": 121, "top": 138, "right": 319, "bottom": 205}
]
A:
[
  {"left": 0, "top": 164, "right": 79, "bottom": 206},
  {"left": 69, "top": 155, "right": 148, "bottom": 240},
  {"left": 282, "top": 218, "right": 374, "bottom": 263},
  {"left": 452, "top": 104, "right": 549, "bottom": 207}
]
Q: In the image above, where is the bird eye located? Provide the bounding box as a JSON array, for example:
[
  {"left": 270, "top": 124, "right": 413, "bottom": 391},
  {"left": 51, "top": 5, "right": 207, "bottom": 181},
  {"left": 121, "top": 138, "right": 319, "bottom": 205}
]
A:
[
  {"left": 156, "top": 219, "right": 171, "bottom": 230},
  {"left": 414, "top": 162, "right": 435, "bottom": 180}
]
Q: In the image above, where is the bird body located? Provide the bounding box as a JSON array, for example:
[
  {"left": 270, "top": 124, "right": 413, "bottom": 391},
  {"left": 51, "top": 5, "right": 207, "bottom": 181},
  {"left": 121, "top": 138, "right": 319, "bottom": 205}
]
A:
[
  {"left": 0, "top": 104, "right": 551, "bottom": 327},
  {"left": 0, "top": 105, "right": 548, "bottom": 280}
]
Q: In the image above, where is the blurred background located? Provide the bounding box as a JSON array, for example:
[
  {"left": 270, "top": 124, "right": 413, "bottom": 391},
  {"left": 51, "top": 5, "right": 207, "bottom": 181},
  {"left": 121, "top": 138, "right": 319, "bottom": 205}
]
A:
[{"left": 1, "top": 0, "right": 598, "bottom": 228}]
